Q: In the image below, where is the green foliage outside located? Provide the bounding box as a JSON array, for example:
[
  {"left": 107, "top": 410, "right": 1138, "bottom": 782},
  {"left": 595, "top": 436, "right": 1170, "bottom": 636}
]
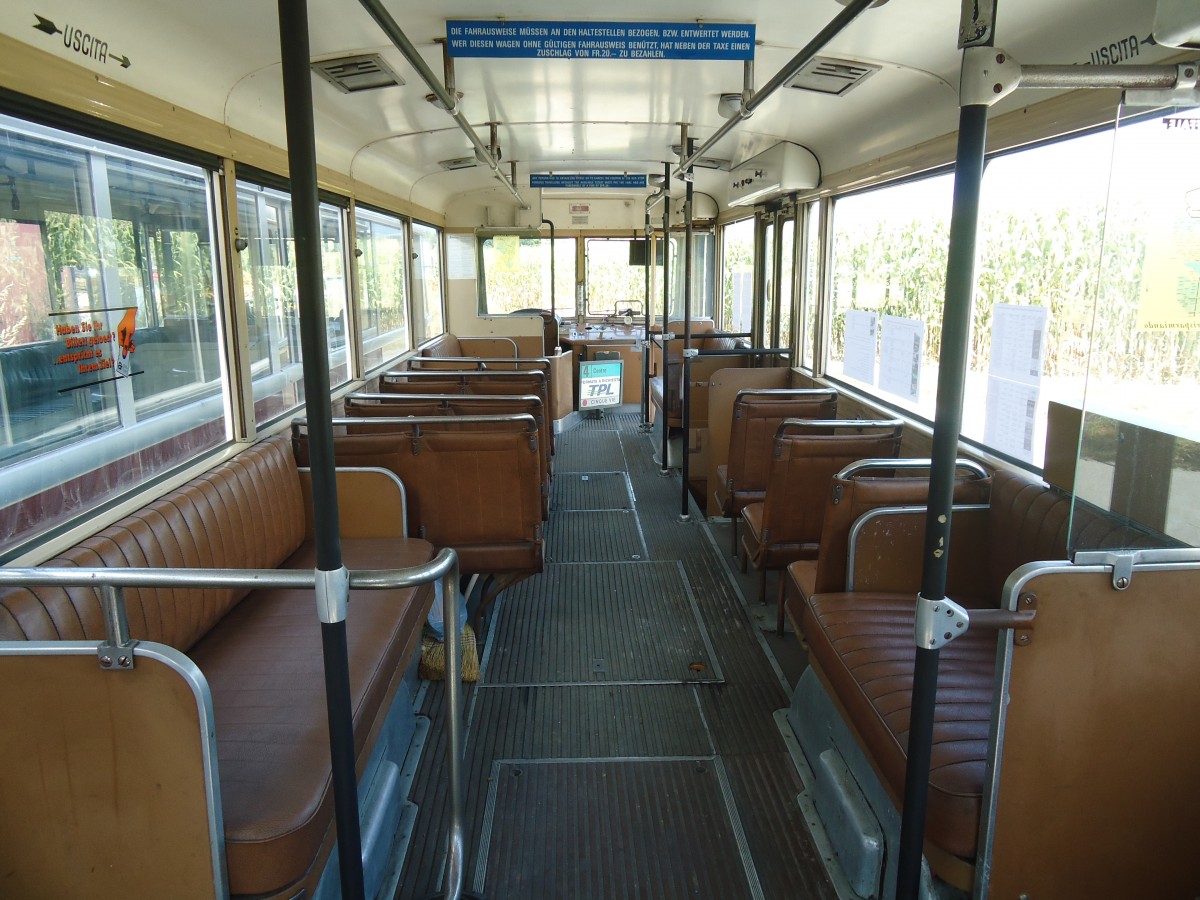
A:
[{"left": 830, "top": 207, "right": 1199, "bottom": 384}]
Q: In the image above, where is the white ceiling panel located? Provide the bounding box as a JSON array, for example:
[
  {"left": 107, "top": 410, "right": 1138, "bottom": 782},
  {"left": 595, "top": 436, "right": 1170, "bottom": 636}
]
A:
[{"left": 1, "top": 0, "right": 1174, "bottom": 212}]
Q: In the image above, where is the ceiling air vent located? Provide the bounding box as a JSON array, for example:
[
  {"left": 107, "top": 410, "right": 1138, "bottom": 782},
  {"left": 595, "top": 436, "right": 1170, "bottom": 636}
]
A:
[
  {"left": 786, "top": 56, "right": 880, "bottom": 97},
  {"left": 438, "top": 157, "right": 478, "bottom": 171},
  {"left": 312, "top": 54, "right": 405, "bottom": 94}
]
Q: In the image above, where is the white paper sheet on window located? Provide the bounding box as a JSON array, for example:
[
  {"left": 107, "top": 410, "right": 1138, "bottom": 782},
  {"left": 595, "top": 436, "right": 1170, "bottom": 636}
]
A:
[
  {"left": 842, "top": 308, "right": 877, "bottom": 385},
  {"left": 879, "top": 315, "right": 924, "bottom": 402},
  {"left": 984, "top": 303, "right": 1047, "bottom": 461},
  {"left": 985, "top": 377, "right": 1040, "bottom": 461},
  {"left": 446, "top": 233, "right": 476, "bottom": 280},
  {"left": 989, "top": 303, "right": 1047, "bottom": 386}
]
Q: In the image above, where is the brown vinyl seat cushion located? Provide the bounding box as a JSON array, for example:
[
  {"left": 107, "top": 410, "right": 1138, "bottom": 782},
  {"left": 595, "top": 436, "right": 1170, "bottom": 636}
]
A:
[
  {"left": 196, "top": 538, "right": 432, "bottom": 894},
  {"left": 798, "top": 590, "right": 996, "bottom": 860}
]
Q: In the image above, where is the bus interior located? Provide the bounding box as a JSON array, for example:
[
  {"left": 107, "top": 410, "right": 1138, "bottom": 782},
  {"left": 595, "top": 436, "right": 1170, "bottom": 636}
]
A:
[{"left": 0, "top": 1, "right": 1198, "bottom": 898}]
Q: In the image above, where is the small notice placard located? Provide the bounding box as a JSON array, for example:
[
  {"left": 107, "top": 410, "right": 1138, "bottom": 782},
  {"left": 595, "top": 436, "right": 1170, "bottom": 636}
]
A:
[
  {"left": 446, "top": 21, "right": 755, "bottom": 60},
  {"left": 531, "top": 174, "right": 647, "bottom": 189},
  {"left": 579, "top": 360, "right": 623, "bottom": 409}
]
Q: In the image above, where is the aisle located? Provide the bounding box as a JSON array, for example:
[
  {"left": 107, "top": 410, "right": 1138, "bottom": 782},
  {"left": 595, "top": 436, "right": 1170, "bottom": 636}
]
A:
[{"left": 394, "top": 412, "right": 835, "bottom": 900}]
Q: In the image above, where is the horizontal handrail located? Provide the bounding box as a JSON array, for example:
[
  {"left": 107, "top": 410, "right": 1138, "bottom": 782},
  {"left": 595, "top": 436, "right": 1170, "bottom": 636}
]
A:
[
  {"left": 382, "top": 369, "right": 546, "bottom": 380},
  {"left": 346, "top": 392, "right": 543, "bottom": 405},
  {"left": 408, "top": 356, "right": 551, "bottom": 369},
  {"left": 734, "top": 387, "right": 838, "bottom": 402},
  {"left": 0, "top": 549, "right": 458, "bottom": 594},
  {"left": 837, "top": 457, "right": 990, "bottom": 480},
  {"left": 778, "top": 417, "right": 905, "bottom": 437},
  {"left": 294, "top": 414, "right": 538, "bottom": 431},
  {"left": 691, "top": 347, "right": 791, "bottom": 358},
  {"left": 647, "top": 330, "right": 754, "bottom": 348}
]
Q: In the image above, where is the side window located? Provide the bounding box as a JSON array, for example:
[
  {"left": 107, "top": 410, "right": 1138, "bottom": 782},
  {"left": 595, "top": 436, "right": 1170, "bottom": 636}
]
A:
[
  {"left": 411, "top": 221, "right": 444, "bottom": 342},
  {"left": 0, "top": 113, "right": 226, "bottom": 556},
  {"left": 355, "top": 206, "right": 410, "bottom": 372},
  {"left": 720, "top": 218, "right": 755, "bottom": 333},
  {"left": 478, "top": 235, "right": 576, "bottom": 317},
  {"left": 237, "top": 183, "right": 351, "bottom": 422},
  {"left": 828, "top": 174, "right": 954, "bottom": 421}
]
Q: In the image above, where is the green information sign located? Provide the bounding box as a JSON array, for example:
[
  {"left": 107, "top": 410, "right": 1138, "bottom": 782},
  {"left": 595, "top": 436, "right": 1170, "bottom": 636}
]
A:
[{"left": 579, "top": 359, "right": 622, "bottom": 409}]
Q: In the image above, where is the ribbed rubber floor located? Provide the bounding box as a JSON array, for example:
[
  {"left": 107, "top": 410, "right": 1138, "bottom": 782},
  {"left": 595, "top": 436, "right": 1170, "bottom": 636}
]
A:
[
  {"left": 474, "top": 759, "right": 762, "bottom": 900},
  {"left": 545, "top": 510, "right": 646, "bottom": 562},
  {"left": 550, "top": 471, "right": 633, "bottom": 511},
  {"left": 481, "top": 562, "right": 722, "bottom": 685},
  {"left": 552, "top": 429, "right": 627, "bottom": 471},
  {"left": 394, "top": 414, "right": 836, "bottom": 900}
]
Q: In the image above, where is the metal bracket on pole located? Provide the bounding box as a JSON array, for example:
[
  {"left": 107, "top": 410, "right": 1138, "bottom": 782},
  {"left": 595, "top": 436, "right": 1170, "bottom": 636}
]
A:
[
  {"left": 960, "top": 47, "right": 1021, "bottom": 106},
  {"left": 963, "top": 49, "right": 1198, "bottom": 108},
  {"left": 914, "top": 594, "right": 970, "bottom": 650},
  {"left": 315, "top": 565, "right": 350, "bottom": 624},
  {"left": 98, "top": 584, "right": 138, "bottom": 671},
  {"left": 1127, "top": 61, "right": 1200, "bottom": 108}
]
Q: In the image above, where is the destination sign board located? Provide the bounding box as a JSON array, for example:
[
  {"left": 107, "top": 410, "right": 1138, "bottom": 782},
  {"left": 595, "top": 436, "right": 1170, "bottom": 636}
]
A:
[
  {"left": 530, "top": 174, "right": 648, "bottom": 189},
  {"left": 579, "top": 360, "right": 623, "bottom": 409},
  {"left": 446, "top": 21, "right": 755, "bottom": 61}
]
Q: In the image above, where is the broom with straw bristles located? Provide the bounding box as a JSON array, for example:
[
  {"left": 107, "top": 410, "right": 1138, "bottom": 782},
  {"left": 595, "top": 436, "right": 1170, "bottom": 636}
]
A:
[
  {"left": 419, "top": 625, "right": 480, "bottom": 682},
  {"left": 418, "top": 579, "right": 480, "bottom": 682}
]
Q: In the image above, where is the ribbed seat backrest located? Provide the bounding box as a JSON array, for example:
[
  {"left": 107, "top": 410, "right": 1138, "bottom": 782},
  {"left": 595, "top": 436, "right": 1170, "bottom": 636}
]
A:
[
  {"left": 727, "top": 391, "right": 838, "bottom": 497},
  {"left": 0, "top": 436, "right": 306, "bottom": 649},
  {"left": 760, "top": 424, "right": 903, "bottom": 547},
  {"left": 985, "top": 467, "right": 1178, "bottom": 602}
]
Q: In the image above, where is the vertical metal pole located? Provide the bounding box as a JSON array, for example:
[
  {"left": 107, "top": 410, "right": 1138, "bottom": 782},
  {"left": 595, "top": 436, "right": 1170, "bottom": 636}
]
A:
[
  {"left": 659, "top": 169, "right": 672, "bottom": 472},
  {"left": 276, "top": 4, "right": 363, "bottom": 899},
  {"left": 438, "top": 560, "right": 470, "bottom": 900},
  {"left": 543, "top": 217, "right": 556, "bottom": 315},
  {"left": 643, "top": 211, "right": 652, "bottom": 426},
  {"left": 894, "top": 99, "right": 990, "bottom": 900},
  {"left": 680, "top": 140, "right": 695, "bottom": 520}
]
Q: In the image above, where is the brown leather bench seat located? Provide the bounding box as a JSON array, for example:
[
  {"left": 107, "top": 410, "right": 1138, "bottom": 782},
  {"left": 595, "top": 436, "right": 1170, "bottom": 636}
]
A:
[
  {"left": 0, "top": 435, "right": 435, "bottom": 897},
  {"left": 786, "top": 466, "right": 1171, "bottom": 872}
]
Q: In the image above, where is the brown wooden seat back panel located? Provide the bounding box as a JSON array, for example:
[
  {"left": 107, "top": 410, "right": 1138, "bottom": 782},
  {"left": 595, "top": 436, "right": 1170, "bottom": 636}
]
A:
[
  {"left": 987, "top": 564, "right": 1200, "bottom": 899},
  {"left": 760, "top": 431, "right": 903, "bottom": 548},
  {"left": 721, "top": 392, "right": 839, "bottom": 515},
  {"left": 345, "top": 395, "right": 551, "bottom": 518},
  {"left": 813, "top": 474, "right": 991, "bottom": 595},
  {"left": 0, "top": 650, "right": 217, "bottom": 898},
  {"left": 294, "top": 423, "right": 542, "bottom": 573}
]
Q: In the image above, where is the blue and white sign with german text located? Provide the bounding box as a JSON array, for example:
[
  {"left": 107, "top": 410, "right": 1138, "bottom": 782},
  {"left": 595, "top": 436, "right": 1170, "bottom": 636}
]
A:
[
  {"left": 530, "top": 174, "right": 647, "bottom": 189},
  {"left": 579, "top": 360, "right": 623, "bottom": 409},
  {"left": 446, "top": 21, "right": 755, "bottom": 60}
]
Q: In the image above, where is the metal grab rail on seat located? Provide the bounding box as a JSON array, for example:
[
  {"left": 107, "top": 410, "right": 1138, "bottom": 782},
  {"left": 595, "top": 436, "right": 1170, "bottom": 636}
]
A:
[{"left": 0, "top": 548, "right": 472, "bottom": 900}]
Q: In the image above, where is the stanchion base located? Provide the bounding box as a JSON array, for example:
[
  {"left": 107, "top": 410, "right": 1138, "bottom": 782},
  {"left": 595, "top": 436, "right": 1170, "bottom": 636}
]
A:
[{"left": 425, "top": 893, "right": 485, "bottom": 900}]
